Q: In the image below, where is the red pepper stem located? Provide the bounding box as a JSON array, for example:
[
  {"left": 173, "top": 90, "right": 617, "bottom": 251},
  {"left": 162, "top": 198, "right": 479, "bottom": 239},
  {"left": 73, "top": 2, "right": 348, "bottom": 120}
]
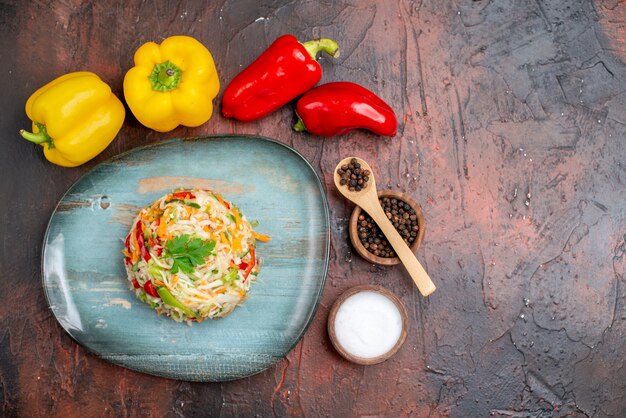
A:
[
  {"left": 301, "top": 38, "right": 340, "bottom": 60},
  {"left": 19, "top": 123, "right": 55, "bottom": 149},
  {"left": 293, "top": 115, "right": 307, "bottom": 132}
]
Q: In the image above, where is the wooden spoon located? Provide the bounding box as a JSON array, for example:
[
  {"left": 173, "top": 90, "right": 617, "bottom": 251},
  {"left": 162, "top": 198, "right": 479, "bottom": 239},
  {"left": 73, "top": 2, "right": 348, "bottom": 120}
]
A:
[{"left": 334, "top": 157, "right": 436, "bottom": 296}]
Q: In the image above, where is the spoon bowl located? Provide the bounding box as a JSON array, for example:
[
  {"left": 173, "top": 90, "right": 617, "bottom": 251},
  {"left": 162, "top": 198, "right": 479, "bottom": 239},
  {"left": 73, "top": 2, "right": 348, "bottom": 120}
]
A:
[
  {"left": 334, "top": 157, "right": 378, "bottom": 202},
  {"left": 334, "top": 157, "right": 436, "bottom": 296}
]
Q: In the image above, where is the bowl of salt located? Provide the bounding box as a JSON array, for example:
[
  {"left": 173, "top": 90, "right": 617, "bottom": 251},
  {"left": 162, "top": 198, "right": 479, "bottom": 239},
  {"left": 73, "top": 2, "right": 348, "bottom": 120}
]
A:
[{"left": 327, "top": 285, "right": 408, "bottom": 365}]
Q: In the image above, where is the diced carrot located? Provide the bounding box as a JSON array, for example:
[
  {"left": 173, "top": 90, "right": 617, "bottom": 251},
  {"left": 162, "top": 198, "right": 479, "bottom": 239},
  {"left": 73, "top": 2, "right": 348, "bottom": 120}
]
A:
[
  {"left": 231, "top": 234, "right": 242, "bottom": 252},
  {"left": 215, "top": 194, "right": 230, "bottom": 209},
  {"left": 214, "top": 287, "right": 226, "bottom": 294},
  {"left": 202, "top": 229, "right": 217, "bottom": 241},
  {"left": 171, "top": 275, "right": 179, "bottom": 287},
  {"left": 143, "top": 210, "right": 158, "bottom": 223},
  {"left": 157, "top": 215, "right": 168, "bottom": 238},
  {"left": 154, "top": 279, "right": 165, "bottom": 287},
  {"left": 130, "top": 229, "right": 140, "bottom": 263},
  {"left": 252, "top": 231, "right": 271, "bottom": 242}
]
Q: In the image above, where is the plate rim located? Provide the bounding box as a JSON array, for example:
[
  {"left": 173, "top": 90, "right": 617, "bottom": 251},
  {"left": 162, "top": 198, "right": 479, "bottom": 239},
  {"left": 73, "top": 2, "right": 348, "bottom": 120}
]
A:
[{"left": 40, "top": 134, "right": 331, "bottom": 382}]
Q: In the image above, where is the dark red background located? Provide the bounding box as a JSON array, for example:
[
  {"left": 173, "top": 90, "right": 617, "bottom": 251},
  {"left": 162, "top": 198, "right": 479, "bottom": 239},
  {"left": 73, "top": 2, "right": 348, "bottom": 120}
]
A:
[{"left": 1, "top": 1, "right": 625, "bottom": 416}]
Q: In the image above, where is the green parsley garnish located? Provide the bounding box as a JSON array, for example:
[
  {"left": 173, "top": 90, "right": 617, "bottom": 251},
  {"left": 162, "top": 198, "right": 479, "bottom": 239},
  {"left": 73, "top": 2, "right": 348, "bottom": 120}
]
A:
[{"left": 165, "top": 234, "right": 216, "bottom": 274}]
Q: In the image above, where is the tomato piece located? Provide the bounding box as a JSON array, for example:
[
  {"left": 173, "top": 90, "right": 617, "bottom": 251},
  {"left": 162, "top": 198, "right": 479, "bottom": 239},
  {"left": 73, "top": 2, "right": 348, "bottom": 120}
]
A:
[{"left": 131, "top": 279, "right": 141, "bottom": 289}]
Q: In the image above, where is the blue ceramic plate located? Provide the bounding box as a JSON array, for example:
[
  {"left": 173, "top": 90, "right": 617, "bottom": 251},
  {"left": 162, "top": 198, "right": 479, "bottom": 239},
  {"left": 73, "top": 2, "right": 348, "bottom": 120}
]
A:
[{"left": 42, "top": 135, "right": 330, "bottom": 381}]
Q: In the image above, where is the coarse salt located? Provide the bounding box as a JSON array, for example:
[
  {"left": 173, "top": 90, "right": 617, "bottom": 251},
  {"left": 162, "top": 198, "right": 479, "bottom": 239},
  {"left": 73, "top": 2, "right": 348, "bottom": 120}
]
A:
[{"left": 333, "top": 291, "right": 403, "bottom": 359}]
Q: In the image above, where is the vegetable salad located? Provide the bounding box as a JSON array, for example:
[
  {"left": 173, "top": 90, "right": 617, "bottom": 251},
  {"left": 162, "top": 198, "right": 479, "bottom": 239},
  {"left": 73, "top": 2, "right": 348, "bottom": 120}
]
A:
[{"left": 123, "top": 189, "right": 270, "bottom": 322}]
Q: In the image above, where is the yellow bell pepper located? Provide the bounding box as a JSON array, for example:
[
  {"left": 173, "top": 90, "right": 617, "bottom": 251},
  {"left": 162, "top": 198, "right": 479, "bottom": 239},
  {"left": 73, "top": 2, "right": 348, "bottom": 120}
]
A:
[
  {"left": 19, "top": 72, "right": 125, "bottom": 167},
  {"left": 123, "top": 35, "right": 220, "bottom": 132}
]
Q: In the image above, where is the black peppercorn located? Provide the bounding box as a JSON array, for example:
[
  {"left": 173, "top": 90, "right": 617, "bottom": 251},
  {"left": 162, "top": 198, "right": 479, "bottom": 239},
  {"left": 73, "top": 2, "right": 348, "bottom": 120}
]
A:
[{"left": 336, "top": 158, "right": 370, "bottom": 193}]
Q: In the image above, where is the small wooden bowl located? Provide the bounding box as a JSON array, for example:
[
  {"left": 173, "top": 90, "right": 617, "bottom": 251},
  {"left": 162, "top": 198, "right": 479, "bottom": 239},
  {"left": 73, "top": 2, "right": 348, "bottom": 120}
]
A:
[
  {"left": 327, "top": 285, "right": 408, "bottom": 365},
  {"left": 349, "top": 190, "right": 425, "bottom": 265}
]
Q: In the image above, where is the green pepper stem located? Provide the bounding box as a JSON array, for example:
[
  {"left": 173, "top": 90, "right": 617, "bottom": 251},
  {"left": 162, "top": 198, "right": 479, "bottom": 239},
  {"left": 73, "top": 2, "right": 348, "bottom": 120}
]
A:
[
  {"left": 149, "top": 60, "right": 182, "bottom": 92},
  {"left": 293, "top": 116, "right": 307, "bottom": 132},
  {"left": 19, "top": 123, "right": 55, "bottom": 149},
  {"left": 301, "top": 38, "right": 340, "bottom": 60}
]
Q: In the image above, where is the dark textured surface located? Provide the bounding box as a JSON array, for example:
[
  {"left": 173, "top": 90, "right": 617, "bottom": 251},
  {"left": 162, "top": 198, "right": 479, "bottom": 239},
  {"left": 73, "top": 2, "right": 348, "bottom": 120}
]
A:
[{"left": 1, "top": 0, "right": 625, "bottom": 416}]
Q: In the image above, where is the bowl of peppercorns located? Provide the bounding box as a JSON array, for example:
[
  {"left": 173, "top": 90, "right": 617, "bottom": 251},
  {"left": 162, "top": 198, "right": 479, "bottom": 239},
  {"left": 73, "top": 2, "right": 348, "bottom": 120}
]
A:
[{"left": 349, "top": 190, "right": 425, "bottom": 266}]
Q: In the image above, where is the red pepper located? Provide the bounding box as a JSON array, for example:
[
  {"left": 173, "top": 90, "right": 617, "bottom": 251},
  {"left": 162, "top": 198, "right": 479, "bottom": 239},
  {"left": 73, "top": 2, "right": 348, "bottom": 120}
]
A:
[
  {"left": 124, "top": 234, "right": 132, "bottom": 265},
  {"left": 294, "top": 82, "right": 398, "bottom": 137},
  {"left": 131, "top": 279, "right": 141, "bottom": 289},
  {"left": 144, "top": 280, "right": 159, "bottom": 298},
  {"left": 171, "top": 191, "right": 195, "bottom": 200},
  {"left": 242, "top": 247, "right": 256, "bottom": 282},
  {"left": 135, "top": 221, "right": 151, "bottom": 262},
  {"left": 222, "top": 34, "right": 340, "bottom": 122}
]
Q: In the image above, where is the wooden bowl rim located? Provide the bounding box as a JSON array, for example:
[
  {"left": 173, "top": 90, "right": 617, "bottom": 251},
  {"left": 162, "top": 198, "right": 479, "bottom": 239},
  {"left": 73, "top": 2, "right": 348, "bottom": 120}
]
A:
[
  {"left": 349, "top": 190, "right": 425, "bottom": 266},
  {"left": 327, "top": 285, "right": 408, "bottom": 365}
]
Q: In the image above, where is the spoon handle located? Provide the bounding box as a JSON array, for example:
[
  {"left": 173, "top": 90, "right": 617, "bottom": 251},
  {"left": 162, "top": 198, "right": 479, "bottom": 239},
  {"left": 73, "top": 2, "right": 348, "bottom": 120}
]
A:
[{"left": 360, "top": 199, "right": 436, "bottom": 296}]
